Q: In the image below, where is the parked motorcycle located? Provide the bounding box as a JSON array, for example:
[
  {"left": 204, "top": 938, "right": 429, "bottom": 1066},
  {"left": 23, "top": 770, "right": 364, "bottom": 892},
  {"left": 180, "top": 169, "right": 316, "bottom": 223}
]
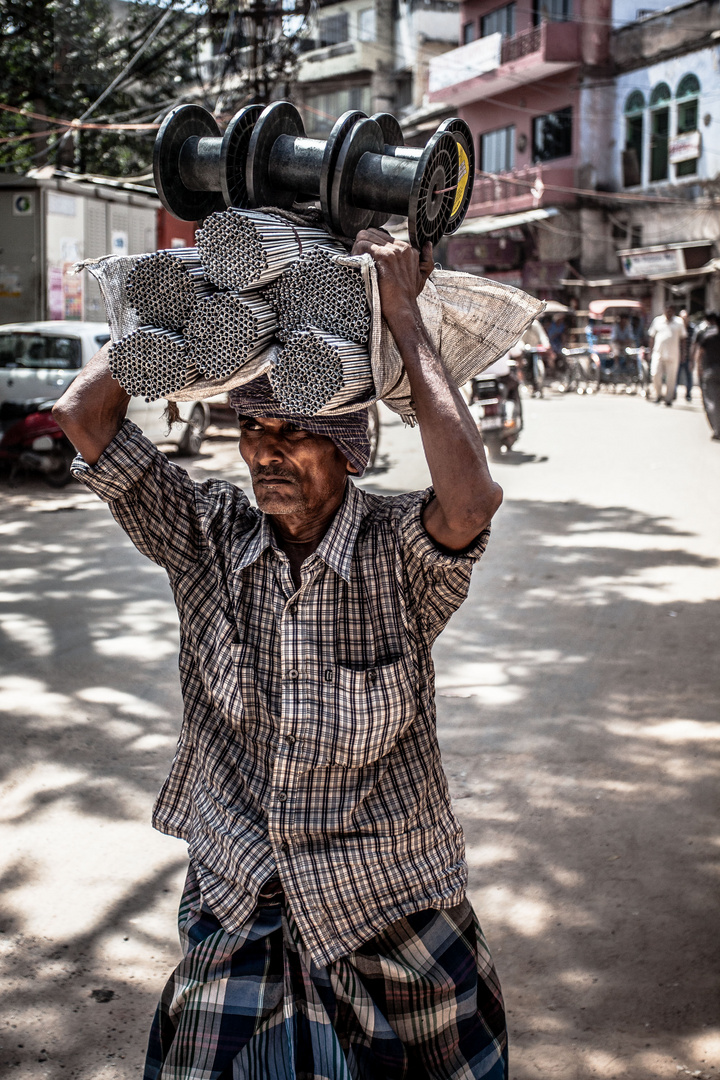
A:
[
  {"left": 469, "top": 358, "right": 523, "bottom": 457},
  {"left": 515, "top": 343, "right": 547, "bottom": 397},
  {"left": 558, "top": 346, "right": 599, "bottom": 394},
  {"left": 0, "top": 400, "right": 76, "bottom": 487}
]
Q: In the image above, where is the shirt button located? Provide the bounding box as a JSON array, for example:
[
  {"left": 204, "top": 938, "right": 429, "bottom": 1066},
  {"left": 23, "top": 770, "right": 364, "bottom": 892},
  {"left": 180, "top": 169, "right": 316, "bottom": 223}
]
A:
[
  {"left": 285, "top": 734, "right": 296, "bottom": 746},
  {"left": 324, "top": 668, "right": 333, "bottom": 681},
  {"left": 288, "top": 669, "right": 299, "bottom": 679},
  {"left": 277, "top": 791, "right": 287, "bottom": 803},
  {"left": 280, "top": 841, "right": 290, "bottom": 854}
]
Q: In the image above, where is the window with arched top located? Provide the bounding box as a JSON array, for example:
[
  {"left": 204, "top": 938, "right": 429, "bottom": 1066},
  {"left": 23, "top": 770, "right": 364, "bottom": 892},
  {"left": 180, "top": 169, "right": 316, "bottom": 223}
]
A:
[
  {"left": 623, "top": 91, "right": 645, "bottom": 186},
  {"left": 650, "top": 83, "right": 671, "bottom": 106},
  {"left": 649, "top": 83, "right": 671, "bottom": 181},
  {"left": 625, "top": 90, "right": 645, "bottom": 114},
  {"left": 676, "top": 73, "right": 700, "bottom": 177},
  {"left": 676, "top": 74, "right": 700, "bottom": 99}
]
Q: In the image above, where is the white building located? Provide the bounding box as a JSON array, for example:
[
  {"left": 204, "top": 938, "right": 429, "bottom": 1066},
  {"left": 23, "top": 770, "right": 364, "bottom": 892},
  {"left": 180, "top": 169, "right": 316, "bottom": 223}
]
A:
[{"left": 565, "top": 0, "right": 720, "bottom": 314}]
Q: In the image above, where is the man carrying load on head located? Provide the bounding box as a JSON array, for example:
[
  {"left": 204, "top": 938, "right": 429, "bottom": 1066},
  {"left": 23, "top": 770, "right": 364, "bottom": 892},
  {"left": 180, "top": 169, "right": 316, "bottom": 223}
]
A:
[{"left": 53, "top": 231, "right": 507, "bottom": 1080}]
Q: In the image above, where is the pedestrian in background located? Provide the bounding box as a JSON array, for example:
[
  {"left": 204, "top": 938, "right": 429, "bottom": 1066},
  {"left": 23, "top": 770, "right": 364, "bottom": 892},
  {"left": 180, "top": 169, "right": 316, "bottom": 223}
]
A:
[
  {"left": 611, "top": 314, "right": 635, "bottom": 374},
  {"left": 675, "top": 308, "right": 695, "bottom": 402},
  {"left": 546, "top": 312, "right": 566, "bottom": 376},
  {"left": 695, "top": 311, "right": 720, "bottom": 440},
  {"left": 648, "top": 303, "right": 686, "bottom": 406}
]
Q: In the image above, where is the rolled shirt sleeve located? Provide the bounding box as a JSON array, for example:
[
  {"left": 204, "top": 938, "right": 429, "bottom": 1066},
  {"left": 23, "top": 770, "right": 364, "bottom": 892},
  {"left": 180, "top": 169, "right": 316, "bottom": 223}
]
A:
[
  {"left": 398, "top": 489, "right": 490, "bottom": 639},
  {"left": 71, "top": 419, "right": 205, "bottom": 573}
]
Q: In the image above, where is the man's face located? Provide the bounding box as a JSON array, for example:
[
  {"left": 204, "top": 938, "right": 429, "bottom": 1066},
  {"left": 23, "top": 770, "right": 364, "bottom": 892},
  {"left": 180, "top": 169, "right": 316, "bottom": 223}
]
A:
[
  {"left": 238, "top": 416, "right": 353, "bottom": 518},
  {"left": 664, "top": 305, "right": 675, "bottom": 321}
]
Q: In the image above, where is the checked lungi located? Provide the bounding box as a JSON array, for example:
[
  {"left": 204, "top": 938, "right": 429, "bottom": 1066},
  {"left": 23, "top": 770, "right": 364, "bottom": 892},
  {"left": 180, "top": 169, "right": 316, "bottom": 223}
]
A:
[{"left": 144, "top": 867, "right": 508, "bottom": 1080}]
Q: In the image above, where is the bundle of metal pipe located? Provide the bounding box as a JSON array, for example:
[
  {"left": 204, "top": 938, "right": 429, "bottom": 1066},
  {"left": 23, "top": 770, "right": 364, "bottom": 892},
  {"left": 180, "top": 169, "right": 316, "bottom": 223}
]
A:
[
  {"left": 265, "top": 250, "right": 371, "bottom": 345},
  {"left": 108, "top": 327, "right": 198, "bottom": 401},
  {"left": 270, "top": 329, "right": 373, "bottom": 414},
  {"left": 195, "top": 208, "right": 346, "bottom": 291},
  {"left": 185, "top": 291, "right": 278, "bottom": 380},
  {"left": 125, "top": 248, "right": 215, "bottom": 333}
]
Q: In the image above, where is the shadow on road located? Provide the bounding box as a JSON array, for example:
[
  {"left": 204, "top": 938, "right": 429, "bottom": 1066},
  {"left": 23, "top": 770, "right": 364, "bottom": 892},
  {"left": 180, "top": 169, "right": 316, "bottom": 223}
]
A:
[
  {"left": 0, "top": 488, "right": 717, "bottom": 1077},
  {"left": 435, "top": 498, "right": 719, "bottom": 1078}
]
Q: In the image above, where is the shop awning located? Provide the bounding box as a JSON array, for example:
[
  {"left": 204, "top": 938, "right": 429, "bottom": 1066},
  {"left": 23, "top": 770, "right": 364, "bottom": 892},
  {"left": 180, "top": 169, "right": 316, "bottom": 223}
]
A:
[
  {"left": 388, "top": 206, "right": 558, "bottom": 243},
  {"left": 647, "top": 258, "right": 720, "bottom": 282},
  {"left": 448, "top": 207, "right": 558, "bottom": 237}
]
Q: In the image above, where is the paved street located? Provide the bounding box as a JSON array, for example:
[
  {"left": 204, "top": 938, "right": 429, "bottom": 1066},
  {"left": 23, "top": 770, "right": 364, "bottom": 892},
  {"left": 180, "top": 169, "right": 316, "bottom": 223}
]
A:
[{"left": 0, "top": 387, "right": 718, "bottom": 1079}]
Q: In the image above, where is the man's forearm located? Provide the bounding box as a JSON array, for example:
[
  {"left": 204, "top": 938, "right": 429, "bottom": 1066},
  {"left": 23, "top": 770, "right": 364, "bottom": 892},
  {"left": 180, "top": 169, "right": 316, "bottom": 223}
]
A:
[
  {"left": 392, "top": 307, "right": 502, "bottom": 549},
  {"left": 349, "top": 228, "right": 502, "bottom": 549},
  {"left": 53, "top": 343, "right": 130, "bottom": 465}
]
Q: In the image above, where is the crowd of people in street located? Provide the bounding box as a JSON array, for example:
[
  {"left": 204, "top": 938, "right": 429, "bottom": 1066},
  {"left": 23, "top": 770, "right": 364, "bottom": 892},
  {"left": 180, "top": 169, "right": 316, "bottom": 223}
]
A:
[{"left": 532, "top": 301, "right": 720, "bottom": 441}]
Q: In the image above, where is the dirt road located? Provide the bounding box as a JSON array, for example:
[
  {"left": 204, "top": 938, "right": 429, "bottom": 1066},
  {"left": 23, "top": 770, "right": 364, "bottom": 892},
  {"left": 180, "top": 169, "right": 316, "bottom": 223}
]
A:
[{"left": 0, "top": 389, "right": 718, "bottom": 1078}]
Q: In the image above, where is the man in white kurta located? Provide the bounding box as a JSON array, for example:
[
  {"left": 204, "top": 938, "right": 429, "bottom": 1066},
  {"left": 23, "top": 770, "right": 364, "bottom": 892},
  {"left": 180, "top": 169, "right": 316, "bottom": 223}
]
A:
[{"left": 648, "top": 305, "right": 686, "bottom": 405}]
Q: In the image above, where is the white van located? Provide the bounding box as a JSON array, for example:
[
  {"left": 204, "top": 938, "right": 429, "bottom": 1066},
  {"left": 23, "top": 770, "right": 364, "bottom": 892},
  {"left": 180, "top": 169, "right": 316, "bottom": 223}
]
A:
[{"left": 0, "top": 321, "right": 209, "bottom": 454}]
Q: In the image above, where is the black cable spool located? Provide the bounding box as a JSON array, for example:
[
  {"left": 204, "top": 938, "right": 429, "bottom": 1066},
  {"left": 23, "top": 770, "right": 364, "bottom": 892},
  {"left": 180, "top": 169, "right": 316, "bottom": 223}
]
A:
[
  {"left": 372, "top": 115, "right": 475, "bottom": 235},
  {"left": 154, "top": 101, "right": 470, "bottom": 247},
  {"left": 154, "top": 103, "right": 264, "bottom": 221},
  {"left": 220, "top": 104, "right": 264, "bottom": 209},
  {"left": 330, "top": 118, "right": 458, "bottom": 249}
]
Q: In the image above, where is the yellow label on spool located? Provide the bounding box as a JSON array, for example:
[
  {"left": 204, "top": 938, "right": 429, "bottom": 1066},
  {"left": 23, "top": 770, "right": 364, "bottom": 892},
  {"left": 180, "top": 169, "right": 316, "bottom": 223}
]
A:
[{"left": 452, "top": 143, "right": 469, "bottom": 218}]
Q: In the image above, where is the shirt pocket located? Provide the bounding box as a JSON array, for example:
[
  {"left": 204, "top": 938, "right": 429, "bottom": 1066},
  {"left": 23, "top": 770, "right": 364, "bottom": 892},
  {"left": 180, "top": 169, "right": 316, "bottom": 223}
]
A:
[{"left": 319, "top": 655, "right": 417, "bottom": 769}]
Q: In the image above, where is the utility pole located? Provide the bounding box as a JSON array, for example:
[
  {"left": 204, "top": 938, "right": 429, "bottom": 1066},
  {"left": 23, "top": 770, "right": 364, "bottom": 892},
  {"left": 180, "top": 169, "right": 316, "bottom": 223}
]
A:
[{"left": 371, "top": 0, "right": 396, "bottom": 114}]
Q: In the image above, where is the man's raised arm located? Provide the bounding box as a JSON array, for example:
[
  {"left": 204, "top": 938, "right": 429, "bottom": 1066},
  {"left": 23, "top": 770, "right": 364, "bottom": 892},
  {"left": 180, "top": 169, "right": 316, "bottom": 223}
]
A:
[
  {"left": 352, "top": 229, "right": 503, "bottom": 551},
  {"left": 53, "top": 342, "right": 130, "bottom": 465}
]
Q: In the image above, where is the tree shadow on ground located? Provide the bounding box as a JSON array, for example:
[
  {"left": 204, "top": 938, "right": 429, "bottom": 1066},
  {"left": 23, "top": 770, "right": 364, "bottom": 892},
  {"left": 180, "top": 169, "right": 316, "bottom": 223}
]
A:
[
  {"left": 434, "top": 498, "right": 720, "bottom": 1079},
  {"left": 0, "top": 481, "right": 718, "bottom": 1078}
]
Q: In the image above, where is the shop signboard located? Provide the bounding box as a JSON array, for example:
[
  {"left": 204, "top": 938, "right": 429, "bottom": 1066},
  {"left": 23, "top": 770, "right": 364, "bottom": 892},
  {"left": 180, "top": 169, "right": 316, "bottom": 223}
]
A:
[
  {"left": 621, "top": 249, "right": 683, "bottom": 278},
  {"left": 669, "top": 131, "right": 701, "bottom": 165}
]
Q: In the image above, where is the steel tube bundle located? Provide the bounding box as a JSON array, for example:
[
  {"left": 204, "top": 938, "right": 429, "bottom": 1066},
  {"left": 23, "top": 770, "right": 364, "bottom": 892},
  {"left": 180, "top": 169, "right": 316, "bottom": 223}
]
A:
[
  {"left": 265, "top": 251, "right": 371, "bottom": 345},
  {"left": 270, "top": 329, "right": 373, "bottom": 414},
  {"left": 195, "top": 209, "right": 346, "bottom": 291},
  {"left": 125, "top": 249, "right": 215, "bottom": 334},
  {"left": 108, "top": 327, "right": 198, "bottom": 401},
  {"left": 185, "top": 291, "right": 278, "bottom": 380}
]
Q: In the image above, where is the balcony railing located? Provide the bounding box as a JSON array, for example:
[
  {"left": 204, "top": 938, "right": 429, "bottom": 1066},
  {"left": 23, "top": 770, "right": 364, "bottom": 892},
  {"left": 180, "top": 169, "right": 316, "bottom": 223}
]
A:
[
  {"left": 428, "top": 19, "right": 580, "bottom": 104},
  {"left": 469, "top": 163, "right": 577, "bottom": 213},
  {"left": 500, "top": 25, "right": 542, "bottom": 64}
]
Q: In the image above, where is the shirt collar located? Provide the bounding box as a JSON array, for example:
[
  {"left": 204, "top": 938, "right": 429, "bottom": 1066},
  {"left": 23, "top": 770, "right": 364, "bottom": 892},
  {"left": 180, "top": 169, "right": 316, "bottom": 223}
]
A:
[
  {"left": 234, "top": 480, "right": 366, "bottom": 583},
  {"left": 234, "top": 510, "right": 274, "bottom": 572},
  {"left": 311, "top": 479, "right": 365, "bottom": 583}
]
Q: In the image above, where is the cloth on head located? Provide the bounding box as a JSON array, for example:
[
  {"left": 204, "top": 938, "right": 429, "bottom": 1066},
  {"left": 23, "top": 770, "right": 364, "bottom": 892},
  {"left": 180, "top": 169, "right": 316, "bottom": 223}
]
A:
[{"left": 229, "top": 375, "right": 371, "bottom": 476}]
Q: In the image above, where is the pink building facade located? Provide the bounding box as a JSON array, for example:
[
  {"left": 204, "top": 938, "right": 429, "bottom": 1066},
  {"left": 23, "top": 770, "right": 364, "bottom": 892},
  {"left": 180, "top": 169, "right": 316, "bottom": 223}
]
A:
[{"left": 427, "top": 0, "right": 612, "bottom": 294}]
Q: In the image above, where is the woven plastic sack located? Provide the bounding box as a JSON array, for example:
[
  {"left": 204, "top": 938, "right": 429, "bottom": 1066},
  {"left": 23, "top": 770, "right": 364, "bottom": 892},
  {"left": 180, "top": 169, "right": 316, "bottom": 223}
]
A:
[{"left": 77, "top": 242, "right": 543, "bottom": 421}]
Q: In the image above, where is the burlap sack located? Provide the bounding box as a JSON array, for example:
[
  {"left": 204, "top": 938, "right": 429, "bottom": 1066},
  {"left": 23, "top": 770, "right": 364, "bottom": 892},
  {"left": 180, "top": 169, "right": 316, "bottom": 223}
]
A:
[{"left": 78, "top": 243, "right": 543, "bottom": 421}]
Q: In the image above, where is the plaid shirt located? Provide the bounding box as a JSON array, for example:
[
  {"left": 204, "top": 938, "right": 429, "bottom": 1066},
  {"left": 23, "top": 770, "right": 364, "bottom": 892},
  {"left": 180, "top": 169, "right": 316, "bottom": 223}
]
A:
[{"left": 74, "top": 420, "right": 490, "bottom": 967}]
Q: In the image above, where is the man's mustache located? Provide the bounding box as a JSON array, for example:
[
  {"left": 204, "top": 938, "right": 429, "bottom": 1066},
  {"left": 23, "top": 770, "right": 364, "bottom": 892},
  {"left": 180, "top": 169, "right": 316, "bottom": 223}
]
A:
[{"left": 252, "top": 466, "right": 298, "bottom": 482}]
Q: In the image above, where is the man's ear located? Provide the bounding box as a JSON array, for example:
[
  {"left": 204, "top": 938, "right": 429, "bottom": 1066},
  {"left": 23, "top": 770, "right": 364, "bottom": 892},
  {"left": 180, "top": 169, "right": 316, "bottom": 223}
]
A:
[{"left": 346, "top": 460, "right": 359, "bottom": 475}]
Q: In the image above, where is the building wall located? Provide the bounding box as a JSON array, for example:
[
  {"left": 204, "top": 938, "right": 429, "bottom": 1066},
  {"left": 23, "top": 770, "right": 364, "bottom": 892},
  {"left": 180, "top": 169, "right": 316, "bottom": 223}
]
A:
[
  {"left": 578, "top": 81, "right": 617, "bottom": 191},
  {"left": 612, "top": 0, "right": 719, "bottom": 68},
  {"left": 462, "top": 76, "right": 580, "bottom": 176},
  {"left": 612, "top": 45, "right": 720, "bottom": 189},
  {"left": 611, "top": 0, "right": 679, "bottom": 29},
  {"left": 395, "top": 2, "right": 460, "bottom": 71}
]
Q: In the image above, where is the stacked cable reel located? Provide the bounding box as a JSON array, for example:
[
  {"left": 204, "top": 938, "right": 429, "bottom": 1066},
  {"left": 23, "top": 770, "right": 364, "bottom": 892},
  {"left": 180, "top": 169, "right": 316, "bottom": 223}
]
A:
[
  {"left": 153, "top": 100, "right": 475, "bottom": 249},
  {"left": 107, "top": 101, "right": 475, "bottom": 414}
]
